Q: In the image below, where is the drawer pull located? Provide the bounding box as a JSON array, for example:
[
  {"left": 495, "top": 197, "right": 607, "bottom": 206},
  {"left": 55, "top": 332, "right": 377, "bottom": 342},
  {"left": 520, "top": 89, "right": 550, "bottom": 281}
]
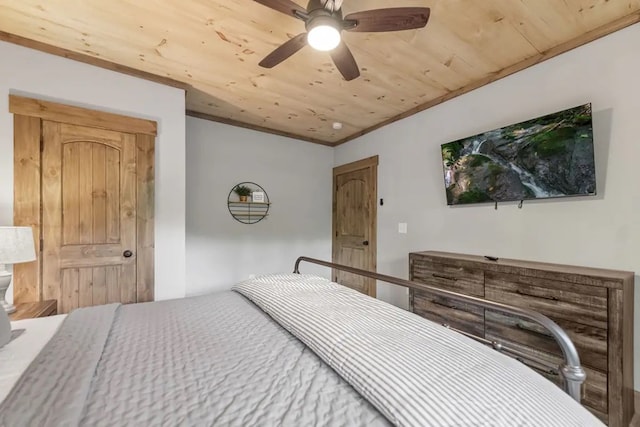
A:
[
  {"left": 432, "top": 299, "right": 458, "bottom": 310},
  {"left": 516, "top": 322, "right": 553, "bottom": 338},
  {"left": 515, "top": 289, "right": 558, "bottom": 301},
  {"left": 516, "top": 357, "right": 559, "bottom": 377},
  {"left": 432, "top": 273, "right": 458, "bottom": 281}
]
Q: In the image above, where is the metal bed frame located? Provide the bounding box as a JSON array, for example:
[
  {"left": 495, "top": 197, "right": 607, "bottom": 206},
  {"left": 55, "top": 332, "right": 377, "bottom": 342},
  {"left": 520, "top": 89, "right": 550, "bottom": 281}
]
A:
[{"left": 293, "top": 256, "right": 586, "bottom": 402}]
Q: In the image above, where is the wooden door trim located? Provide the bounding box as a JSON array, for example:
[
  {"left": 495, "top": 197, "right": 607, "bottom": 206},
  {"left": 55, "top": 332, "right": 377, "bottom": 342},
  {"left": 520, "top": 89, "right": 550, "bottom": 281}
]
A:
[
  {"left": 12, "top": 114, "right": 42, "bottom": 303},
  {"left": 9, "top": 95, "right": 157, "bottom": 136},
  {"left": 136, "top": 133, "right": 155, "bottom": 303},
  {"left": 333, "top": 155, "right": 378, "bottom": 175},
  {"left": 332, "top": 155, "right": 378, "bottom": 297},
  {"left": 12, "top": 97, "right": 156, "bottom": 304}
]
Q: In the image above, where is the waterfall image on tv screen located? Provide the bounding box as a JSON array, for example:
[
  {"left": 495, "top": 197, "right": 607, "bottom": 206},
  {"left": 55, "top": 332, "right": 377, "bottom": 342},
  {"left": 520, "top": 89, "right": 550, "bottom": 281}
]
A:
[{"left": 441, "top": 103, "right": 596, "bottom": 206}]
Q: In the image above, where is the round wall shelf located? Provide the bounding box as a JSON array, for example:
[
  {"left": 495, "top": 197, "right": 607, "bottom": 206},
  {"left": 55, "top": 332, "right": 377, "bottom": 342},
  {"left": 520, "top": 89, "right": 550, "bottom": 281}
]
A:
[{"left": 227, "top": 182, "right": 270, "bottom": 224}]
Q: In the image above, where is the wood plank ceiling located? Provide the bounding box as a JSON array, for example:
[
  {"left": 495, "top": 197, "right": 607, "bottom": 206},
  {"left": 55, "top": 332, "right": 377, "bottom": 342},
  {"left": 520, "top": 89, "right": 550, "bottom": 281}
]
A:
[{"left": 1, "top": 0, "right": 639, "bottom": 146}]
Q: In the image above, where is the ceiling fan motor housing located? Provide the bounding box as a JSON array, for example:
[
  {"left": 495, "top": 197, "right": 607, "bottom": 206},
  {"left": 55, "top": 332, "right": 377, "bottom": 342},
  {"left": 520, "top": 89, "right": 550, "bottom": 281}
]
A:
[
  {"left": 304, "top": 2, "right": 343, "bottom": 26},
  {"left": 305, "top": 13, "right": 341, "bottom": 33}
]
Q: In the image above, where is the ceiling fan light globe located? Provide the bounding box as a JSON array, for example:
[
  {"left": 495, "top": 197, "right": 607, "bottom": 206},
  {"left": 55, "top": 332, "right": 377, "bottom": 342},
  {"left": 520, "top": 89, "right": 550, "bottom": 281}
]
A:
[{"left": 307, "top": 23, "right": 341, "bottom": 51}]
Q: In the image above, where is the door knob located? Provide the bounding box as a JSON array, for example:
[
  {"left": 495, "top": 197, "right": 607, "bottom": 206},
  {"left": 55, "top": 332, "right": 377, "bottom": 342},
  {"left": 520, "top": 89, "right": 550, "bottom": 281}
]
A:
[
  {"left": 362, "top": 241, "right": 369, "bottom": 246},
  {"left": 123, "top": 250, "right": 133, "bottom": 258}
]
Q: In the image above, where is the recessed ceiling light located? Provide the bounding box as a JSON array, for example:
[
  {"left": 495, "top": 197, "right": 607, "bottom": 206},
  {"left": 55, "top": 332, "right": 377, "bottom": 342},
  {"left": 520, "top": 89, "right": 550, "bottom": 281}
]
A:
[{"left": 332, "top": 122, "right": 343, "bottom": 130}]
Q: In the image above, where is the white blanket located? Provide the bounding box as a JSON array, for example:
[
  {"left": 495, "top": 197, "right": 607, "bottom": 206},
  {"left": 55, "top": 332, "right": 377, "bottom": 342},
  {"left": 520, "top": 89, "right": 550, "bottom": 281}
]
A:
[{"left": 233, "top": 274, "right": 604, "bottom": 427}]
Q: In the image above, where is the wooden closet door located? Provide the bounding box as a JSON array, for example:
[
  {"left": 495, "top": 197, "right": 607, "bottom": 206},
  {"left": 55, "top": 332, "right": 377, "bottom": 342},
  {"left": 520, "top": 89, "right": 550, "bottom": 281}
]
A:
[
  {"left": 42, "top": 121, "right": 137, "bottom": 313},
  {"left": 332, "top": 156, "right": 378, "bottom": 297}
]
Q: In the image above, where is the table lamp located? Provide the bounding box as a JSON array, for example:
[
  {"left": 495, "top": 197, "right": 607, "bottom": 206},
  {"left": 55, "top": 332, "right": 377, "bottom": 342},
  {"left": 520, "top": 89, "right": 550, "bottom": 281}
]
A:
[{"left": 0, "top": 226, "right": 36, "bottom": 314}]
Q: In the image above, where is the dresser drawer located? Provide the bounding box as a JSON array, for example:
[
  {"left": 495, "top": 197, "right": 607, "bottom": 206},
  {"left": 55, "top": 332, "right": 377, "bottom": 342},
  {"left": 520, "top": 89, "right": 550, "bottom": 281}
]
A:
[
  {"left": 524, "top": 358, "right": 608, "bottom": 420},
  {"left": 484, "top": 321, "right": 608, "bottom": 416},
  {"left": 485, "top": 271, "right": 608, "bottom": 329},
  {"left": 412, "top": 291, "right": 484, "bottom": 337},
  {"left": 485, "top": 310, "right": 608, "bottom": 372},
  {"left": 410, "top": 256, "right": 484, "bottom": 297}
]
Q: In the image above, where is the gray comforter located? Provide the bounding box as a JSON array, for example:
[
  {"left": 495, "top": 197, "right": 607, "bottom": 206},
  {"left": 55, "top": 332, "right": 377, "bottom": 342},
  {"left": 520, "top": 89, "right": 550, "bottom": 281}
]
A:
[
  {"left": 0, "top": 290, "right": 388, "bottom": 426},
  {"left": 1, "top": 273, "right": 603, "bottom": 427}
]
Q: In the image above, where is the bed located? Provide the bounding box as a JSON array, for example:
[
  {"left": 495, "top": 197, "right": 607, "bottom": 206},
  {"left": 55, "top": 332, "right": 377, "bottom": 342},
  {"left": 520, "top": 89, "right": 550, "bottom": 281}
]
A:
[
  {"left": 0, "top": 257, "right": 604, "bottom": 426},
  {"left": 0, "top": 314, "right": 67, "bottom": 403}
]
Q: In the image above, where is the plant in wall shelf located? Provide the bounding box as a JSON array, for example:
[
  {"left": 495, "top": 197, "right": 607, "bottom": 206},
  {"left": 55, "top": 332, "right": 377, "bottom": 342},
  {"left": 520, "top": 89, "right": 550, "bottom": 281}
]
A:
[
  {"left": 233, "top": 184, "right": 252, "bottom": 202},
  {"left": 227, "top": 182, "right": 269, "bottom": 224}
]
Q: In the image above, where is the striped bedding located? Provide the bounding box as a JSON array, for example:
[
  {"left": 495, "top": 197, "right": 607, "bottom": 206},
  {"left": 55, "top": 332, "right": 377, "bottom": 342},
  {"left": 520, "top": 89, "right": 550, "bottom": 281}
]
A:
[{"left": 233, "top": 274, "right": 604, "bottom": 427}]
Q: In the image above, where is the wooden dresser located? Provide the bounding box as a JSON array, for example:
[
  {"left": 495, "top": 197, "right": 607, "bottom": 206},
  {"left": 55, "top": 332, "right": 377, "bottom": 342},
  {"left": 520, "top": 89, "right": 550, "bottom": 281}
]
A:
[{"left": 409, "top": 251, "right": 634, "bottom": 427}]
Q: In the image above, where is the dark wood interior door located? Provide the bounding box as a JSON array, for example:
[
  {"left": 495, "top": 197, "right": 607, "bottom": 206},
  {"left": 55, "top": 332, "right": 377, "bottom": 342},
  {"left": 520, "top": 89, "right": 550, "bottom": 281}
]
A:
[{"left": 332, "top": 156, "right": 378, "bottom": 296}]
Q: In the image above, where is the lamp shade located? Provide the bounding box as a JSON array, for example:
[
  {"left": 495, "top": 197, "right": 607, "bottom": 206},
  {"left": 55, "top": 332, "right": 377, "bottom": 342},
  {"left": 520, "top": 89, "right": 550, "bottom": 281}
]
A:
[{"left": 0, "top": 226, "right": 36, "bottom": 264}]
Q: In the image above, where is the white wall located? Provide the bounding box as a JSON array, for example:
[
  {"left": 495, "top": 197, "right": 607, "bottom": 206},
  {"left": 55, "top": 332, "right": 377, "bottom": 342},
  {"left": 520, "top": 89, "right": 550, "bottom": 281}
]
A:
[
  {"left": 0, "top": 41, "right": 187, "bottom": 301},
  {"left": 335, "top": 24, "right": 640, "bottom": 389},
  {"left": 186, "top": 117, "right": 333, "bottom": 295}
]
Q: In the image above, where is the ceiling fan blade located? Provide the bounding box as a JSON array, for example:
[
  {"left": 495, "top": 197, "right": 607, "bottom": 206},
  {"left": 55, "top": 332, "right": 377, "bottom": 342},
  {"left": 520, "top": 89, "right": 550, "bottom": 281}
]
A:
[
  {"left": 259, "top": 33, "right": 308, "bottom": 68},
  {"left": 329, "top": 41, "right": 360, "bottom": 81},
  {"left": 253, "top": 0, "right": 307, "bottom": 19},
  {"left": 343, "top": 7, "right": 430, "bottom": 32}
]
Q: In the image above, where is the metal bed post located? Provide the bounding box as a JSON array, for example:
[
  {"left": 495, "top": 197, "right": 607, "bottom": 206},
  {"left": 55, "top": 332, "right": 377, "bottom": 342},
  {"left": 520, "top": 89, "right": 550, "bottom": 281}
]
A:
[{"left": 293, "top": 256, "right": 586, "bottom": 402}]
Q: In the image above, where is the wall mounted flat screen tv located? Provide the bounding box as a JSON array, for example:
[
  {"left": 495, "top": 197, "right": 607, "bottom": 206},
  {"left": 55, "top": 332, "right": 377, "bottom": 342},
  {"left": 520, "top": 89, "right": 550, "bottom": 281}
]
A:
[{"left": 441, "top": 103, "right": 596, "bottom": 206}]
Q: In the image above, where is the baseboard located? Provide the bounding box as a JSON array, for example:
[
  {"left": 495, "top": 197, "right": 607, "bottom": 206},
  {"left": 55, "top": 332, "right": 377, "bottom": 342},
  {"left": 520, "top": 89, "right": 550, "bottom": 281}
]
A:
[{"left": 632, "top": 390, "right": 640, "bottom": 427}]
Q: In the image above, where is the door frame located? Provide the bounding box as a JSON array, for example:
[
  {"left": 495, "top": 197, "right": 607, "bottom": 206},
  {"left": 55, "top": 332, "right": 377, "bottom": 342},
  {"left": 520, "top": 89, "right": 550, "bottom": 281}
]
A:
[
  {"left": 332, "top": 155, "right": 378, "bottom": 297},
  {"left": 10, "top": 95, "right": 156, "bottom": 304}
]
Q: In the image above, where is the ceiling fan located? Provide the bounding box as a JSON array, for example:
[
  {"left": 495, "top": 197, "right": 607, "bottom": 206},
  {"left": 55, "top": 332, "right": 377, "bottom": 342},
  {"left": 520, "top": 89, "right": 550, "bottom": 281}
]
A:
[{"left": 253, "top": 0, "right": 431, "bottom": 81}]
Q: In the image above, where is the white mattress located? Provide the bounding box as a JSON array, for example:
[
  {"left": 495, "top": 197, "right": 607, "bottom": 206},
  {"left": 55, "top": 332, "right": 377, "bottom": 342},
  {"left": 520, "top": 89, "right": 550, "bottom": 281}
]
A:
[{"left": 0, "top": 314, "right": 67, "bottom": 403}]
